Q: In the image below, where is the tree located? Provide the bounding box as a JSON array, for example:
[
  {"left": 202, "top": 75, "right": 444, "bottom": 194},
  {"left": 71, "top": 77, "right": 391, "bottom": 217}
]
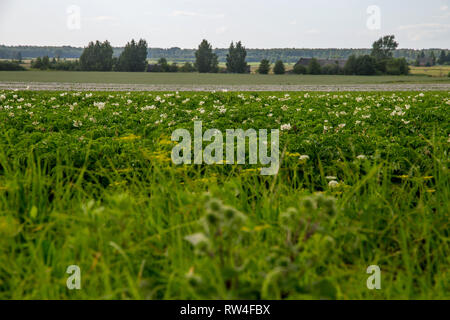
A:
[
  {"left": 371, "top": 35, "right": 398, "bottom": 60},
  {"left": 79, "top": 40, "right": 114, "bottom": 71},
  {"left": 0, "top": 60, "right": 26, "bottom": 71},
  {"left": 31, "top": 57, "right": 43, "bottom": 69},
  {"left": 322, "top": 63, "right": 340, "bottom": 75},
  {"left": 356, "top": 55, "right": 377, "bottom": 75},
  {"left": 414, "top": 55, "right": 420, "bottom": 67},
  {"left": 195, "top": 40, "right": 218, "bottom": 73},
  {"left": 293, "top": 63, "right": 307, "bottom": 74},
  {"left": 386, "top": 58, "right": 409, "bottom": 75},
  {"left": 226, "top": 41, "right": 248, "bottom": 73},
  {"left": 168, "top": 62, "right": 179, "bottom": 72},
  {"left": 430, "top": 52, "right": 436, "bottom": 66},
  {"left": 399, "top": 58, "right": 410, "bottom": 75},
  {"left": 344, "top": 55, "right": 377, "bottom": 75},
  {"left": 42, "top": 56, "right": 50, "bottom": 70},
  {"left": 344, "top": 55, "right": 358, "bottom": 75},
  {"left": 307, "top": 58, "right": 321, "bottom": 74},
  {"left": 438, "top": 50, "right": 447, "bottom": 65},
  {"left": 157, "top": 57, "right": 169, "bottom": 72},
  {"left": 257, "top": 59, "right": 271, "bottom": 74},
  {"left": 180, "top": 62, "right": 196, "bottom": 72},
  {"left": 211, "top": 54, "right": 219, "bottom": 73},
  {"left": 116, "top": 39, "right": 148, "bottom": 72},
  {"left": 273, "top": 60, "right": 285, "bottom": 74}
]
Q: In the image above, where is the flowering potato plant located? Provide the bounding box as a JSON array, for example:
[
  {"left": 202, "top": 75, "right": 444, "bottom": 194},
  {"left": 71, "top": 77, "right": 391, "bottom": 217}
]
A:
[{"left": 0, "top": 90, "right": 448, "bottom": 299}]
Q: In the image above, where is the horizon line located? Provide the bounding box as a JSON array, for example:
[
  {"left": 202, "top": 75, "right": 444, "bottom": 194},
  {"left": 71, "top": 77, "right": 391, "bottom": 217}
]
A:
[{"left": 1, "top": 44, "right": 449, "bottom": 51}]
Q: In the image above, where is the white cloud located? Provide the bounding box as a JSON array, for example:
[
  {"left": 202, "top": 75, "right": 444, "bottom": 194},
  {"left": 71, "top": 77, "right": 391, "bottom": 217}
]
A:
[
  {"left": 170, "top": 10, "right": 224, "bottom": 19},
  {"left": 304, "top": 28, "right": 320, "bottom": 35},
  {"left": 216, "top": 26, "right": 228, "bottom": 34},
  {"left": 90, "top": 16, "right": 117, "bottom": 22},
  {"left": 434, "top": 4, "right": 450, "bottom": 18},
  {"left": 398, "top": 23, "right": 450, "bottom": 30},
  {"left": 171, "top": 10, "right": 197, "bottom": 17},
  {"left": 398, "top": 23, "right": 450, "bottom": 41}
]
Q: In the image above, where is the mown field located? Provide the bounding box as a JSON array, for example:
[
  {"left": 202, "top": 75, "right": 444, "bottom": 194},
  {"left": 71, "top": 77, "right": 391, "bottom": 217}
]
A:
[
  {"left": 0, "top": 90, "right": 449, "bottom": 299},
  {"left": 1, "top": 71, "right": 450, "bottom": 86},
  {"left": 410, "top": 66, "right": 450, "bottom": 77}
]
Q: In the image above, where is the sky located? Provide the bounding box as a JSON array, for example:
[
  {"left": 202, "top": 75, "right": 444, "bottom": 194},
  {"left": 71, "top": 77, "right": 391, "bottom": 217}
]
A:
[{"left": 0, "top": 0, "right": 449, "bottom": 49}]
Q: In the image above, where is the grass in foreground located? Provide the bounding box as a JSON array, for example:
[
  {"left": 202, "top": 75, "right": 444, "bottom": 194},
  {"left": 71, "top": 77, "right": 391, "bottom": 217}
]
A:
[
  {"left": 1, "top": 71, "right": 450, "bottom": 86},
  {"left": 0, "top": 90, "right": 449, "bottom": 299}
]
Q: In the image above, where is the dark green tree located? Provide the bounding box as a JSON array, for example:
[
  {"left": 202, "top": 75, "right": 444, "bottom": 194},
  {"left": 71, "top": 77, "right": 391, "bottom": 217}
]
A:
[
  {"left": 371, "top": 35, "right": 398, "bottom": 60},
  {"left": 273, "top": 60, "right": 285, "bottom": 74},
  {"left": 211, "top": 54, "right": 219, "bottom": 73},
  {"left": 180, "top": 62, "right": 196, "bottom": 72},
  {"left": 307, "top": 58, "right": 322, "bottom": 74},
  {"left": 257, "top": 59, "right": 271, "bottom": 74},
  {"left": 344, "top": 55, "right": 358, "bottom": 75},
  {"left": 293, "top": 63, "right": 307, "bottom": 74},
  {"left": 344, "top": 55, "right": 377, "bottom": 75},
  {"left": 386, "top": 58, "right": 409, "bottom": 75},
  {"left": 356, "top": 55, "right": 377, "bottom": 75},
  {"left": 157, "top": 57, "right": 170, "bottom": 72},
  {"left": 116, "top": 39, "right": 148, "bottom": 72},
  {"left": 31, "top": 57, "right": 43, "bottom": 69},
  {"left": 321, "top": 63, "right": 340, "bottom": 75},
  {"left": 430, "top": 52, "right": 436, "bottom": 66},
  {"left": 226, "top": 41, "right": 248, "bottom": 73},
  {"left": 414, "top": 54, "right": 421, "bottom": 67},
  {"left": 42, "top": 56, "right": 50, "bottom": 70},
  {"left": 168, "top": 62, "right": 179, "bottom": 72},
  {"left": 0, "top": 60, "right": 26, "bottom": 71},
  {"left": 195, "top": 40, "right": 218, "bottom": 73},
  {"left": 399, "top": 58, "right": 410, "bottom": 75},
  {"left": 79, "top": 40, "right": 114, "bottom": 71},
  {"left": 438, "top": 50, "right": 447, "bottom": 65}
]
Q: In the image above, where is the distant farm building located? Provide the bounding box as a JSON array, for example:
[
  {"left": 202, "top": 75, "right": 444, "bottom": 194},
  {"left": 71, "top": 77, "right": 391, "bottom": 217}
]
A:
[{"left": 416, "top": 57, "right": 434, "bottom": 66}]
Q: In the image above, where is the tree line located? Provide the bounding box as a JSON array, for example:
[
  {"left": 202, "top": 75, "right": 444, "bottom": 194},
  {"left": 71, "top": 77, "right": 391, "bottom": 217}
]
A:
[
  {"left": 344, "top": 35, "right": 409, "bottom": 75},
  {"left": 1, "top": 45, "right": 449, "bottom": 64},
  {"left": 150, "top": 40, "right": 249, "bottom": 73},
  {"left": 413, "top": 50, "right": 450, "bottom": 66},
  {"left": 31, "top": 39, "right": 148, "bottom": 72},
  {"left": 255, "top": 36, "right": 409, "bottom": 75},
  {"left": 11, "top": 35, "right": 450, "bottom": 75},
  {"left": 0, "top": 60, "right": 26, "bottom": 71},
  {"left": 29, "top": 39, "right": 251, "bottom": 74},
  {"left": 437, "top": 51, "right": 450, "bottom": 65}
]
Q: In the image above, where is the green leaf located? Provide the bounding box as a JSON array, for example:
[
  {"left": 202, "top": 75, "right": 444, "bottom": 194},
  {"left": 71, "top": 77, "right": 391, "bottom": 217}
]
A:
[{"left": 30, "top": 206, "right": 38, "bottom": 219}]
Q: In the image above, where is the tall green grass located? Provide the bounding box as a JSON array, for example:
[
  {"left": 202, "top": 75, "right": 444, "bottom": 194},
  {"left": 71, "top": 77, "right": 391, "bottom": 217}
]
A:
[{"left": 0, "top": 137, "right": 448, "bottom": 299}]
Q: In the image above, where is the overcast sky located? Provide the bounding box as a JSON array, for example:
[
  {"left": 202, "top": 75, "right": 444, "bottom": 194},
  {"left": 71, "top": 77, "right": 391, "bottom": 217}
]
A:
[{"left": 0, "top": 0, "right": 449, "bottom": 49}]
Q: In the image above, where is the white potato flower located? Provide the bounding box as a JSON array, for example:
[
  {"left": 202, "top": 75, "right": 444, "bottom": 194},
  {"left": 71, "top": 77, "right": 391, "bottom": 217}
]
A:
[
  {"left": 328, "top": 180, "right": 339, "bottom": 188},
  {"left": 299, "top": 155, "right": 309, "bottom": 161}
]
